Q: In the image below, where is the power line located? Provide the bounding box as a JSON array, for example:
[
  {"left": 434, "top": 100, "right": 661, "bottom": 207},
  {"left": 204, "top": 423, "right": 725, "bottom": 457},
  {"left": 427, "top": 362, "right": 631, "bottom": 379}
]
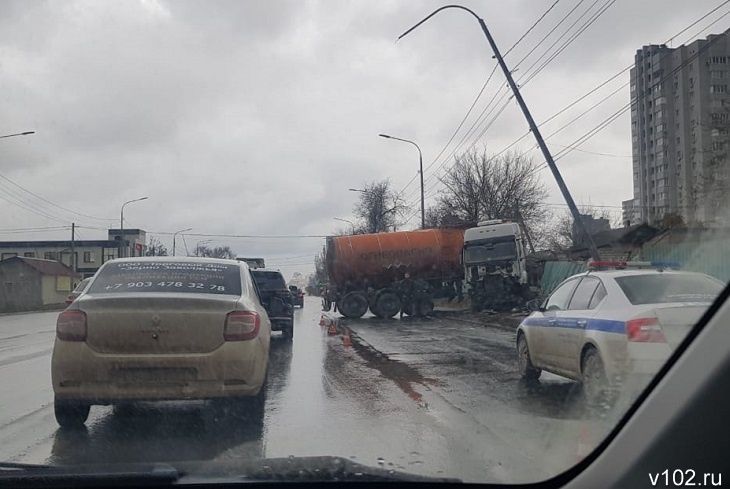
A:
[
  {"left": 404, "top": 0, "right": 614, "bottom": 207},
  {"left": 399, "top": 0, "right": 571, "bottom": 200},
  {"left": 503, "top": 0, "right": 562, "bottom": 57},
  {"left": 512, "top": 0, "right": 587, "bottom": 71},
  {"left": 400, "top": 4, "right": 730, "bottom": 226},
  {"left": 0, "top": 171, "right": 110, "bottom": 222},
  {"left": 517, "top": 0, "right": 615, "bottom": 87}
]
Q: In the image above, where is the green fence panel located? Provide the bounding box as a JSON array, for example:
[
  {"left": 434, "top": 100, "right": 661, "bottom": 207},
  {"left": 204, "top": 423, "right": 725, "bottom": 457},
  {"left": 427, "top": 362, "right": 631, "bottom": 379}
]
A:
[
  {"left": 641, "top": 240, "right": 730, "bottom": 283},
  {"left": 540, "top": 261, "right": 588, "bottom": 296}
]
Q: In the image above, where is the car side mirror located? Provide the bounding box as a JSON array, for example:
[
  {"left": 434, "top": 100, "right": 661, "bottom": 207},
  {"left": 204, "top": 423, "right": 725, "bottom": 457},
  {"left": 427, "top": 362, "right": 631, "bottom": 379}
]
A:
[{"left": 526, "top": 299, "right": 542, "bottom": 312}]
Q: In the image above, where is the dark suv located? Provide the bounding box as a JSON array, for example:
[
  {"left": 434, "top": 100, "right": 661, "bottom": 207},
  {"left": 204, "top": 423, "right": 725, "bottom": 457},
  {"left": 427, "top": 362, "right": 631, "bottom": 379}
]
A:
[
  {"left": 251, "top": 269, "right": 294, "bottom": 340},
  {"left": 289, "top": 285, "right": 304, "bottom": 308}
]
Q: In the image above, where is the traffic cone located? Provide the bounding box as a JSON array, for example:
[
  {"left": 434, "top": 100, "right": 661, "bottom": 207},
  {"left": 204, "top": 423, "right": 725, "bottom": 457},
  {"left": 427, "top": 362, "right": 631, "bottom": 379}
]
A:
[
  {"left": 319, "top": 315, "right": 326, "bottom": 326},
  {"left": 343, "top": 328, "right": 352, "bottom": 347},
  {"left": 575, "top": 425, "right": 592, "bottom": 463},
  {"left": 327, "top": 319, "right": 339, "bottom": 335}
]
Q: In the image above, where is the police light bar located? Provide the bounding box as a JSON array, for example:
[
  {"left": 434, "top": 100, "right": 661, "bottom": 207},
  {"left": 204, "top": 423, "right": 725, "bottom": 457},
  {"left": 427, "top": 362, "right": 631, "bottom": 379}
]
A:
[{"left": 587, "top": 260, "right": 681, "bottom": 270}]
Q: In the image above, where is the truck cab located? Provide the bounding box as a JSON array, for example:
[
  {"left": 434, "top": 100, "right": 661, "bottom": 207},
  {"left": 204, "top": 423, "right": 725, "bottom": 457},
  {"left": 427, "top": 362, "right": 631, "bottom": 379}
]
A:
[{"left": 462, "top": 220, "right": 529, "bottom": 311}]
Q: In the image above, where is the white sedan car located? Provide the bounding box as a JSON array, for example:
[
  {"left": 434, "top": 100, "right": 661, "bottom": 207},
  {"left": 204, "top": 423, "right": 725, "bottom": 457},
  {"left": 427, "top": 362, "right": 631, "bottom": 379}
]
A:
[
  {"left": 516, "top": 262, "right": 725, "bottom": 404},
  {"left": 52, "top": 257, "right": 271, "bottom": 428}
]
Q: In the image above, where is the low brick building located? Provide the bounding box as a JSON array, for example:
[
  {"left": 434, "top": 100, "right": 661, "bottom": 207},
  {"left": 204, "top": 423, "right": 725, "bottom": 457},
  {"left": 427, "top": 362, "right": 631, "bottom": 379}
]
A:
[{"left": 0, "top": 257, "right": 81, "bottom": 312}]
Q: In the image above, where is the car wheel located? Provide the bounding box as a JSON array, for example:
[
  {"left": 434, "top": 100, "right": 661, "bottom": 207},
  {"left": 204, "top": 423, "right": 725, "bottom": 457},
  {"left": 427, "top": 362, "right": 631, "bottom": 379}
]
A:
[
  {"left": 581, "top": 347, "right": 611, "bottom": 406},
  {"left": 339, "top": 292, "right": 369, "bottom": 318},
  {"left": 54, "top": 398, "right": 90, "bottom": 428},
  {"left": 517, "top": 334, "right": 541, "bottom": 380}
]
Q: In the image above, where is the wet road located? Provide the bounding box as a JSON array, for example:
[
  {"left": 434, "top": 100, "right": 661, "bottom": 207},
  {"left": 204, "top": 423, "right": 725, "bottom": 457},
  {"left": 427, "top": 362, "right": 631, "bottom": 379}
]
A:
[{"left": 0, "top": 298, "right": 631, "bottom": 483}]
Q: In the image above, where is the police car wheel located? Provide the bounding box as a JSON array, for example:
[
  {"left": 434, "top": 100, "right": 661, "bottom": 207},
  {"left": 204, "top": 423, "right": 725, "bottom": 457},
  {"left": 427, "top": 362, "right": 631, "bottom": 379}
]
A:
[
  {"left": 581, "top": 348, "right": 609, "bottom": 406},
  {"left": 517, "top": 334, "right": 541, "bottom": 380}
]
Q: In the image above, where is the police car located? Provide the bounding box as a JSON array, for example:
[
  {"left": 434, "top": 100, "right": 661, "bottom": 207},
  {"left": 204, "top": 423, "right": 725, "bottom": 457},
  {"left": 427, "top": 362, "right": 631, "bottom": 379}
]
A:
[{"left": 516, "top": 261, "right": 725, "bottom": 404}]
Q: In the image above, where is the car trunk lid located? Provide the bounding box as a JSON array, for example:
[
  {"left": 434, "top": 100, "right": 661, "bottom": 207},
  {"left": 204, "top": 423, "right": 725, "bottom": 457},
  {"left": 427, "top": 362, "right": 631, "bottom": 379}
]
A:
[{"left": 80, "top": 293, "right": 239, "bottom": 354}]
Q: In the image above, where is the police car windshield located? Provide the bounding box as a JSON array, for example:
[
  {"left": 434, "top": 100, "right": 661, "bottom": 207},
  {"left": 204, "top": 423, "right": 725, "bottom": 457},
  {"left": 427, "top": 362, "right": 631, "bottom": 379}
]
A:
[{"left": 615, "top": 274, "right": 724, "bottom": 305}]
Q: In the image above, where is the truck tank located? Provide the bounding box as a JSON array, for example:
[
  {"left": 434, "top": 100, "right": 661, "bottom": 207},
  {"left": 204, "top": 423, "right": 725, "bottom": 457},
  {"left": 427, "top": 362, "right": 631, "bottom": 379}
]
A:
[{"left": 326, "top": 228, "right": 464, "bottom": 291}]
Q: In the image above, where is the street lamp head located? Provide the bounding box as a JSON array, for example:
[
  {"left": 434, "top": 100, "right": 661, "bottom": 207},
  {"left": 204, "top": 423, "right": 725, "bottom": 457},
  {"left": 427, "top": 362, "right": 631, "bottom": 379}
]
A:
[
  {"left": 21, "top": 131, "right": 35, "bottom": 136},
  {"left": 378, "top": 134, "right": 392, "bottom": 139}
]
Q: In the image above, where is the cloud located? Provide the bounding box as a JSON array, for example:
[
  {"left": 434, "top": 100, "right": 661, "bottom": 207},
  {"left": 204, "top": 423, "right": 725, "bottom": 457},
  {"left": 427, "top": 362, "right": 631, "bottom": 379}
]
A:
[{"left": 0, "top": 0, "right": 725, "bottom": 276}]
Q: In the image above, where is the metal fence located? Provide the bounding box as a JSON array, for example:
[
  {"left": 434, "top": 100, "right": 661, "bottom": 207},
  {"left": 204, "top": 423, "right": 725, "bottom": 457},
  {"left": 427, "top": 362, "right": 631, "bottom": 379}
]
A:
[
  {"left": 640, "top": 240, "right": 730, "bottom": 283},
  {"left": 539, "top": 232, "right": 730, "bottom": 297}
]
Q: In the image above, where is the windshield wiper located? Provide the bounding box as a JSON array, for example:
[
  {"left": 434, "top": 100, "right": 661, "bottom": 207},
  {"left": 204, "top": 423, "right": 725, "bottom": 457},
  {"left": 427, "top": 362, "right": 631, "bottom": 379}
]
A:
[
  {"left": 0, "top": 462, "right": 179, "bottom": 488},
  {"left": 176, "top": 456, "right": 463, "bottom": 483}
]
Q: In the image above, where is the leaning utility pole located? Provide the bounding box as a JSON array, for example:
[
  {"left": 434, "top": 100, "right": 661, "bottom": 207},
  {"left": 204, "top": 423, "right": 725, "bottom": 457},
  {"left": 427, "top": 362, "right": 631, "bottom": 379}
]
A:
[{"left": 400, "top": 6, "right": 601, "bottom": 261}]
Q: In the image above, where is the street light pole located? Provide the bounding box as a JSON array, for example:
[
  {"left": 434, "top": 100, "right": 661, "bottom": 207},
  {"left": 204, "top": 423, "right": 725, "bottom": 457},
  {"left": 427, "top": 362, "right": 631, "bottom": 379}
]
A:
[
  {"left": 399, "top": 5, "right": 601, "bottom": 261},
  {"left": 0, "top": 131, "right": 34, "bottom": 139},
  {"left": 334, "top": 218, "right": 355, "bottom": 234},
  {"left": 120, "top": 197, "right": 148, "bottom": 258},
  {"left": 172, "top": 227, "right": 193, "bottom": 257},
  {"left": 379, "top": 134, "right": 424, "bottom": 229},
  {"left": 195, "top": 240, "right": 212, "bottom": 257}
]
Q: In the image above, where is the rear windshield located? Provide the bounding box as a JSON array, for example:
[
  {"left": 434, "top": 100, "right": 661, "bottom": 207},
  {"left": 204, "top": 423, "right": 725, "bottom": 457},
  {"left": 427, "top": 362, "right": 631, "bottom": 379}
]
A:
[
  {"left": 252, "top": 271, "right": 286, "bottom": 291},
  {"left": 87, "top": 261, "right": 242, "bottom": 295},
  {"left": 615, "top": 273, "right": 724, "bottom": 305}
]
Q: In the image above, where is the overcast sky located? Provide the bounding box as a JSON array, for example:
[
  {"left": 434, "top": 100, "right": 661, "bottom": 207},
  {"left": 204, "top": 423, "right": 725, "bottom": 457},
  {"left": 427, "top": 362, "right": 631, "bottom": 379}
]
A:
[{"left": 0, "top": 0, "right": 726, "bottom": 279}]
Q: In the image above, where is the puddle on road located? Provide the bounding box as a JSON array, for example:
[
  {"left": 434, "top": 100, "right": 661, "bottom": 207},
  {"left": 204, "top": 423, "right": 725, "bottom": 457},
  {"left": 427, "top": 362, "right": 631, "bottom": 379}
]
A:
[{"left": 347, "top": 332, "right": 442, "bottom": 404}]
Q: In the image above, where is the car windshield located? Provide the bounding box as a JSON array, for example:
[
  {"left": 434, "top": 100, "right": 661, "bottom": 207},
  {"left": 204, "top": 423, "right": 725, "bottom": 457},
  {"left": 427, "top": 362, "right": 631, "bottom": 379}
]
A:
[
  {"left": 464, "top": 240, "right": 519, "bottom": 264},
  {"left": 251, "top": 272, "right": 286, "bottom": 291},
  {"left": 87, "top": 261, "right": 243, "bottom": 296},
  {"left": 615, "top": 273, "right": 724, "bottom": 305},
  {"left": 1, "top": 0, "right": 729, "bottom": 486}
]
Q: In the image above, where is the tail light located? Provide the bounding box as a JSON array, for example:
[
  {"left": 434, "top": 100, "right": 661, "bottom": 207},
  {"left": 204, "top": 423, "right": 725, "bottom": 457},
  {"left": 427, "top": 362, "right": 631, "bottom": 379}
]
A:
[
  {"left": 57, "top": 310, "right": 87, "bottom": 341},
  {"left": 224, "top": 311, "right": 260, "bottom": 341},
  {"left": 626, "top": 317, "right": 666, "bottom": 343},
  {"left": 65, "top": 296, "right": 75, "bottom": 306}
]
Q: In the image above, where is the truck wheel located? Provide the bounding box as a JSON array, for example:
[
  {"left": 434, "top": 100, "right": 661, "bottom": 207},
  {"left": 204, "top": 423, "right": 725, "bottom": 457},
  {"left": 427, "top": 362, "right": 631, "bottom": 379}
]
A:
[
  {"left": 339, "top": 292, "right": 368, "bottom": 318},
  {"left": 374, "top": 291, "right": 401, "bottom": 319}
]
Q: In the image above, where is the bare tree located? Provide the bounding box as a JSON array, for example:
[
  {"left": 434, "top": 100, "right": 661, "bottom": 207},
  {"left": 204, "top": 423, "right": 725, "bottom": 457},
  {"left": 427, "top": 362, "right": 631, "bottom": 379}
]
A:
[
  {"left": 424, "top": 201, "right": 469, "bottom": 229},
  {"left": 145, "top": 236, "right": 168, "bottom": 256},
  {"left": 436, "top": 148, "right": 548, "bottom": 231},
  {"left": 193, "top": 245, "right": 236, "bottom": 259},
  {"left": 544, "top": 205, "right": 617, "bottom": 253},
  {"left": 314, "top": 246, "right": 327, "bottom": 286},
  {"left": 353, "top": 179, "right": 409, "bottom": 233}
]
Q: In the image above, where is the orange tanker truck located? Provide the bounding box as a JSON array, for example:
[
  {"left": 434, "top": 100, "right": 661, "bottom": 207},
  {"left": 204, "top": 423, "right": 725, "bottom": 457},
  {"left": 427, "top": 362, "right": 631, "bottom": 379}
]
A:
[{"left": 323, "top": 221, "right": 533, "bottom": 318}]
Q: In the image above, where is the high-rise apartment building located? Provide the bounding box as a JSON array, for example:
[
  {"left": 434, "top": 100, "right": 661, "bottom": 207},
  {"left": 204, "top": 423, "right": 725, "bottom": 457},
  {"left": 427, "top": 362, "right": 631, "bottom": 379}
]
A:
[{"left": 626, "top": 32, "right": 729, "bottom": 227}]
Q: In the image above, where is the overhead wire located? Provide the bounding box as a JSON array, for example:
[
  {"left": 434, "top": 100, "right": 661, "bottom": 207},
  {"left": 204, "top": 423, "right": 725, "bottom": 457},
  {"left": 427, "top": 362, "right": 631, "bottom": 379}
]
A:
[
  {"left": 402, "top": 0, "right": 616, "bottom": 210},
  {"left": 397, "top": 0, "right": 568, "bottom": 200},
  {"left": 400, "top": 4, "right": 730, "bottom": 226}
]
